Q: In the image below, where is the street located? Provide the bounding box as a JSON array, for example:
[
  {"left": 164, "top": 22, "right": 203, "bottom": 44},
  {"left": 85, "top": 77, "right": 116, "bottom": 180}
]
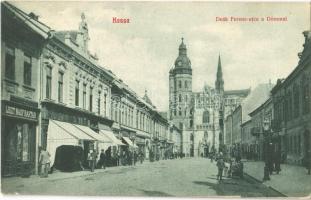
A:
[{"left": 2, "top": 158, "right": 283, "bottom": 197}]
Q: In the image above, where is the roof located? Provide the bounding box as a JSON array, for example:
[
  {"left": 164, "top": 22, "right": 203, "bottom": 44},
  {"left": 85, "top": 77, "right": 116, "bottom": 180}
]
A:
[
  {"left": 159, "top": 112, "right": 168, "bottom": 120},
  {"left": 224, "top": 88, "right": 251, "bottom": 97},
  {"left": 241, "top": 83, "right": 274, "bottom": 122},
  {"left": 54, "top": 31, "right": 79, "bottom": 44},
  {"left": 2, "top": 1, "right": 51, "bottom": 39}
]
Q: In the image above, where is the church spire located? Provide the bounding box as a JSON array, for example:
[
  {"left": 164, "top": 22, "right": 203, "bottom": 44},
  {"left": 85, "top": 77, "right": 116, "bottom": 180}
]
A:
[{"left": 215, "top": 54, "right": 224, "bottom": 93}]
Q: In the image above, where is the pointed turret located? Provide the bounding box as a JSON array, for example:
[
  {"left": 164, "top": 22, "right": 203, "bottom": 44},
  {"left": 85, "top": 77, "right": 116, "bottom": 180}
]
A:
[{"left": 215, "top": 54, "right": 224, "bottom": 93}]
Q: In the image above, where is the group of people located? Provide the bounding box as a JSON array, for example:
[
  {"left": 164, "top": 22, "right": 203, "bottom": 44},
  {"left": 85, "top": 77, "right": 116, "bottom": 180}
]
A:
[{"left": 215, "top": 152, "right": 244, "bottom": 181}]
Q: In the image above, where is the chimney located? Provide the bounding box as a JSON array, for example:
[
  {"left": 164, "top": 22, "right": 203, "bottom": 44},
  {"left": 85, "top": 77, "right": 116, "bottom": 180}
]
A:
[
  {"left": 29, "top": 12, "right": 39, "bottom": 20},
  {"left": 65, "top": 33, "right": 71, "bottom": 46}
]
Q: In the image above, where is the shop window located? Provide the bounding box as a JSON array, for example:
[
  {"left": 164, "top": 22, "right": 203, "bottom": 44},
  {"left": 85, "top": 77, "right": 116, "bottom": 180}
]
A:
[
  {"left": 5, "top": 46, "right": 15, "bottom": 80},
  {"left": 23, "top": 54, "right": 32, "bottom": 86},
  {"left": 46, "top": 66, "right": 52, "bottom": 99},
  {"left": 75, "top": 80, "right": 79, "bottom": 106},
  {"left": 58, "top": 72, "right": 64, "bottom": 103}
]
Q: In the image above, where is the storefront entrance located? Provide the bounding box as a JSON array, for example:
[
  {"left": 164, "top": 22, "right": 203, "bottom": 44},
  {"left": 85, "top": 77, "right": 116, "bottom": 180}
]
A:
[{"left": 1, "top": 118, "right": 36, "bottom": 177}]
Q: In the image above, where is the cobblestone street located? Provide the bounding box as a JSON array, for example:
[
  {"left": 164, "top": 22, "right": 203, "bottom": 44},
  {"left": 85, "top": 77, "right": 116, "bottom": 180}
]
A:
[{"left": 2, "top": 158, "right": 283, "bottom": 197}]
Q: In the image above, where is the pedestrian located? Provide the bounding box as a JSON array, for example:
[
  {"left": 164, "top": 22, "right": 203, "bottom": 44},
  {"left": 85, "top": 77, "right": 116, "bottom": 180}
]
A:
[
  {"left": 304, "top": 150, "right": 311, "bottom": 175},
  {"left": 39, "top": 147, "right": 51, "bottom": 178},
  {"left": 87, "top": 149, "right": 97, "bottom": 172},
  {"left": 216, "top": 153, "right": 225, "bottom": 181},
  {"left": 97, "top": 149, "right": 106, "bottom": 169},
  {"left": 274, "top": 149, "right": 281, "bottom": 174}
]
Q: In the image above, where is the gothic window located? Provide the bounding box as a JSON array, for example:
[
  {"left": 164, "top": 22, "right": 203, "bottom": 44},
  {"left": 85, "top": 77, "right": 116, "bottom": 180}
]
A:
[{"left": 203, "top": 110, "right": 210, "bottom": 123}]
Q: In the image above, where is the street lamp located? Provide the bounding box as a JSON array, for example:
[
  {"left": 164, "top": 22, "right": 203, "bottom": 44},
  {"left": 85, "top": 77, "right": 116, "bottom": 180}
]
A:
[
  {"left": 263, "top": 118, "right": 272, "bottom": 181},
  {"left": 130, "top": 132, "right": 136, "bottom": 166}
]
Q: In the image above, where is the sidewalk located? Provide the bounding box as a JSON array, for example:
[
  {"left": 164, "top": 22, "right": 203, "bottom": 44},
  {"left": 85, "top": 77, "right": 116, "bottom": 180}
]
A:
[
  {"left": 243, "top": 161, "right": 311, "bottom": 197},
  {"left": 1, "top": 162, "right": 152, "bottom": 194}
]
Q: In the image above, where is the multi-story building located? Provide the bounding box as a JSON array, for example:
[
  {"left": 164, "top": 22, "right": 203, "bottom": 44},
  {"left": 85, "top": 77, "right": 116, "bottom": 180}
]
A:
[
  {"left": 2, "top": 2, "right": 170, "bottom": 176},
  {"left": 1, "top": 2, "right": 50, "bottom": 176},
  {"left": 271, "top": 30, "right": 311, "bottom": 165},
  {"left": 168, "top": 39, "right": 250, "bottom": 157},
  {"left": 248, "top": 97, "right": 273, "bottom": 161}
]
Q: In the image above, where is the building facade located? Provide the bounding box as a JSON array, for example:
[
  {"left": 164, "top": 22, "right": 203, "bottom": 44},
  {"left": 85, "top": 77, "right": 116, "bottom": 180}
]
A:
[
  {"left": 271, "top": 31, "right": 311, "bottom": 165},
  {"left": 2, "top": 2, "right": 170, "bottom": 176},
  {"left": 1, "top": 2, "right": 50, "bottom": 176},
  {"left": 169, "top": 39, "right": 250, "bottom": 157}
]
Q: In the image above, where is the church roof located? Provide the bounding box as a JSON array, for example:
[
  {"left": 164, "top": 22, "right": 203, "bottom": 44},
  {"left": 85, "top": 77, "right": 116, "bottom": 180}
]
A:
[
  {"left": 173, "top": 38, "right": 192, "bottom": 70},
  {"left": 224, "top": 88, "right": 251, "bottom": 97}
]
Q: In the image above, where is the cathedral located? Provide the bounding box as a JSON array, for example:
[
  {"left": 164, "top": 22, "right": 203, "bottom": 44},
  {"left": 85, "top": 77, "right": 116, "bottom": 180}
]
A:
[{"left": 169, "top": 38, "right": 250, "bottom": 157}]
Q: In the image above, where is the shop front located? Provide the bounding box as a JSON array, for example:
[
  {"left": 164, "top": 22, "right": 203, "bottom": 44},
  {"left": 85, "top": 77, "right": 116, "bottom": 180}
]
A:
[{"left": 1, "top": 100, "right": 39, "bottom": 177}]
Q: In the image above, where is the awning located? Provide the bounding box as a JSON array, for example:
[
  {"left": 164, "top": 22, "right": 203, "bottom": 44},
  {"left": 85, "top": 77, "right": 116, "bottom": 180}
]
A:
[
  {"left": 52, "top": 120, "right": 95, "bottom": 141},
  {"left": 47, "top": 120, "right": 95, "bottom": 166},
  {"left": 100, "top": 130, "right": 124, "bottom": 146},
  {"left": 74, "top": 124, "right": 111, "bottom": 143},
  {"left": 122, "top": 137, "right": 138, "bottom": 148},
  {"left": 136, "top": 130, "right": 151, "bottom": 139}
]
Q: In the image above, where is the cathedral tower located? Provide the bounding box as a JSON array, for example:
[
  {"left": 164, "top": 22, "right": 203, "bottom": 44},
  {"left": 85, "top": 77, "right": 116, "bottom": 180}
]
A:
[
  {"left": 215, "top": 54, "right": 224, "bottom": 94},
  {"left": 169, "top": 38, "right": 193, "bottom": 131}
]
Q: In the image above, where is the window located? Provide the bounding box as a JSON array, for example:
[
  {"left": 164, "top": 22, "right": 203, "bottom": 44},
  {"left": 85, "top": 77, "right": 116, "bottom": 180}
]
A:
[
  {"left": 178, "top": 80, "right": 182, "bottom": 89},
  {"left": 46, "top": 66, "right": 52, "bottom": 99},
  {"left": 75, "top": 80, "right": 79, "bottom": 106},
  {"left": 5, "top": 46, "right": 15, "bottom": 80},
  {"left": 58, "top": 72, "right": 64, "bottom": 103},
  {"left": 83, "top": 84, "right": 86, "bottom": 109},
  {"left": 293, "top": 84, "right": 300, "bottom": 118},
  {"left": 104, "top": 93, "right": 107, "bottom": 116},
  {"left": 97, "top": 91, "right": 101, "bottom": 115},
  {"left": 24, "top": 54, "right": 32, "bottom": 85},
  {"left": 179, "top": 94, "right": 182, "bottom": 102},
  {"left": 302, "top": 77, "right": 310, "bottom": 114},
  {"left": 89, "top": 87, "right": 93, "bottom": 112},
  {"left": 185, "top": 81, "right": 188, "bottom": 89},
  {"left": 203, "top": 110, "right": 210, "bottom": 123}
]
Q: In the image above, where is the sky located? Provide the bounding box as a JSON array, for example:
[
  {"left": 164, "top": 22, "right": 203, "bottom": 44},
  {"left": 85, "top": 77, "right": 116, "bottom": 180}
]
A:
[{"left": 11, "top": 1, "right": 310, "bottom": 111}]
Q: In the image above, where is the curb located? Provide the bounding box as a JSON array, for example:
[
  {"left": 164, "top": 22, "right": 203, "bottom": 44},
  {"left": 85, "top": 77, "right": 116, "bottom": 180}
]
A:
[{"left": 243, "top": 172, "right": 287, "bottom": 197}]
